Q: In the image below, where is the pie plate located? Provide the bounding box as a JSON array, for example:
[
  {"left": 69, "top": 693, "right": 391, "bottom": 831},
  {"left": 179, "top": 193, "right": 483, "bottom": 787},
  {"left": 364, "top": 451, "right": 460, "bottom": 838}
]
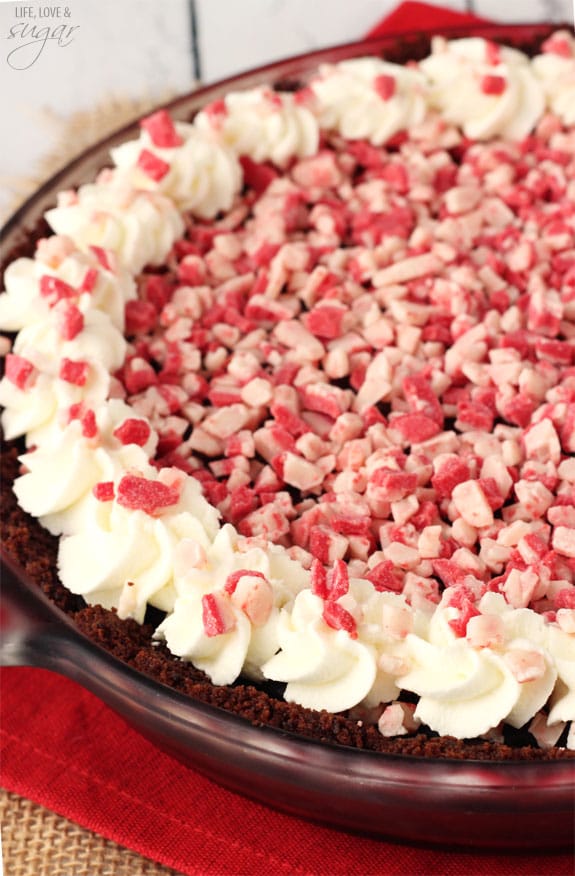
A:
[{"left": 1, "top": 21, "right": 574, "bottom": 850}]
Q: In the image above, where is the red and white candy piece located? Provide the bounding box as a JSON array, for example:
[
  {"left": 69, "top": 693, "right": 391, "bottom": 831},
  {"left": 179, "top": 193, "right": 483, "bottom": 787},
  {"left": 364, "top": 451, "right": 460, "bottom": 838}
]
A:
[
  {"left": 59, "top": 358, "right": 89, "bottom": 386},
  {"left": 140, "top": 109, "right": 183, "bottom": 148},
  {"left": 202, "top": 592, "right": 237, "bottom": 637},
  {"left": 137, "top": 149, "right": 171, "bottom": 182},
  {"left": 224, "top": 570, "right": 274, "bottom": 626},
  {"left": 113, "top": 418, "right": 152, "bottom": 447},
  {"left": 4, "top": 354, "right": 35, "bottom": 390},
  {"left": 116, "top": 473, "right": 181, "bottom": 516}
]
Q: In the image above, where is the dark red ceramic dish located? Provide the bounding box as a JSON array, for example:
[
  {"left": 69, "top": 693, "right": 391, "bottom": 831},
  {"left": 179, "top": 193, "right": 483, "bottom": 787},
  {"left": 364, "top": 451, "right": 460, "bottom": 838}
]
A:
[{"left": 1, "top": 22, "right": 574, "bottom": 851}]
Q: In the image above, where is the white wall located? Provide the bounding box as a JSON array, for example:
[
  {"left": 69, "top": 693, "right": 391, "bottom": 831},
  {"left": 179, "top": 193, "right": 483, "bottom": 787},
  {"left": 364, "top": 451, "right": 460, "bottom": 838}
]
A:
[
  {"left": 473, "top": 0, "right": 573, "bottom": 23},
  {"left": 195, "top": 0, "right": 573, "bottom": 82},
  {"left": 195, "top": 0, "right": 466, "bottom": 82},
  {"left": 0, "top": 0, "right": 193, "bottom": 217},
  {"left": 2, "top": 0, "right": 573, "bottom": 221}
]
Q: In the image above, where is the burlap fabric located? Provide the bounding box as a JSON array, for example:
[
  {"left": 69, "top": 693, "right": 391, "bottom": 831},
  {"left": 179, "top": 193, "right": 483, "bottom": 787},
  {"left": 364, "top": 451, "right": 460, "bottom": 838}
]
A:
[{"left": 0, "top": 789, "right": 185, "bottom": 876}]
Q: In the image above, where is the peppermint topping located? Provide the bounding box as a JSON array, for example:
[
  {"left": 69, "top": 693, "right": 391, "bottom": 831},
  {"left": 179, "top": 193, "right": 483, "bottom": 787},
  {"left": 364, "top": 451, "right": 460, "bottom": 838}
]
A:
[
  {"left": 80, "top": 267, "right": 99, "bottom": 293},
  {"left": 378, "top": 702, "right": 419, "bottom": 736},
  {"left": 89, "top": 245, "right": 114, "bottom": 272},
  {"left": 310, "top": 557, "right": 329, "bottom": 598},
  {"left": 116, "top": 474, "right": 180, "bottom": 515},
  {"left": 137, "top": 148, "right": 171, "bottom": 181},
  {"left": 5, "top": 354, "right": 35, "bottom": 390},
  {"left": 542, "top": 33, "right": 574, "bottom": 58},
  {"left": 59, "top": 358, "right": 89, "bottom": 386},
  {"left": 228, "top": 572, "right": 273, "bottom": 625},
  {"left": 447, "top": 590, "right": 481, "bottom": 637},
  {"left": 224, "top": 569, "right": 266, "bottom": 594},
  {"left": 203, "top": 99, "right": 227, "bottom": 120},
  {"left": 374, "top": 74, "right": 396, "bottom": 100},
  {"left": 327, "top": 558, "right": 350, "bottom": 600},
  {"left": 125, "top": 299, "right": 158, "bottom": 334},
  {"left": 58, "top": 302, "right": 84, "bottom": 340},
  {"left": 113, "top": 418, "right": 152, "bottom": 446},
  {"left": 81, "top": 409, "right": 98, "bottom": 439},
  {"left": 68, "top": 402, "right": 85, "bottom": 422},
  {"left": 322, "top": 600, "right": 358, "bottom": 638},
  {"left": 239, "top": 157, "right": 279, "bottom": 194},
  {"left": 484, "top": 40, "right": 501, "bottom": 65},
  {"left": 480, "top": 74, "right": 507, "bottom": 95},
  {"left": 202, "top": 592, "right": 236, "bottom": 636},
  {"left": 555, "top": 589, "right": 575, "bottom": 610},
  {"left": 39, "top": 274, "right": 76, "bottom": 304},
  {"left": 140, "top": 109, "right": 183, "bottom": 148},
  {"left": 93, "top": 481, "right": 115, "bottom": 502}
]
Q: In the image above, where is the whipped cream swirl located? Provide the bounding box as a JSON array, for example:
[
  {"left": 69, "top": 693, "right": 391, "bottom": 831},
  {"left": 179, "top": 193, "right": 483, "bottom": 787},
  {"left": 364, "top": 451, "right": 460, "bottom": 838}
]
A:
[
  {"left": 263, "top": 588, "right": 378, "bottom": 712},
  {"left": 0, "top": 303, "right": 126, "bottom": 447},
  {"left": 13, "top": 307, "right": 126, "bottom": 378},
  {"left": 0, "top": 238, "right": 135, "bottom": 333},
  {"left": 195, "top": 87, "right": 319, "bottom": 166},
  {"left": 398, "top": 591, "right": 561, "bottom": 738},
  {"left": 45, "top": 180, "right": 184, "bottom": 274},
  {"left": 420, "top": 36, "right": 545, "bottom": 140},
  {"left": 58, "top": 468, "right": 221, "bottom": 623},
  {"left": 547, "top": 624, "right": 575, "bottom": 726},
  {"left": 532, "top": 31, "right": 575, "bottom": 126},
  {"left": 156, "top": 524, "right": 310, "bottom": 683},
  {"left": 111, "top": 123, "right": 243, "bottom": 219},
  {"left": 310, "top": 58, "right": 427, "bottom": 145},
  {"left": 14, "top": 400, "right": 158, "bottom": 536}
]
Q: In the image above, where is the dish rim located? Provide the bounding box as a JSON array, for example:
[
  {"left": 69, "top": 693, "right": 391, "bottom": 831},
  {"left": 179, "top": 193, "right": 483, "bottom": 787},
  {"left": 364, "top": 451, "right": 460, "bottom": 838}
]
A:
[
  {"left": 1, "top": 18, "right": 574, "bottom": 791},
  {"left": 2, "top": 545, "right": 574, "bottom": 784},
  {"left": 1, "top": 19, "right": 569, "bottom": 243}
]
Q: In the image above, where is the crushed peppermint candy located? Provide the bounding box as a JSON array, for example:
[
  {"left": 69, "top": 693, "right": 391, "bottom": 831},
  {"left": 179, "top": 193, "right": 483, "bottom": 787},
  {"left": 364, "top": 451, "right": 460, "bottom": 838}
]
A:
[
  {"left": 140, "top": 109, "right": 183, "bottom": 148},
  {"left": 116, "top": 474, "right": 181, "bottom": 515},
  {"left": 202, "top": 592, "right": 236, "bottom": 637},
  {"left": 113, "top": 418, "right": 152, "bottom": 447},
  {"left": 2, "top": 38, "right": 575, "bottom": 752},
  {"left": 59, "top": 358, "right": 89, "bottom": 386},
  {"left": 480, "top": 74, "right": 507, "bottom": 95},
  {"left": 5, "top": 354, "right": 35, "bottom": 390},
  {"left": 137, "top": 148, "right": 171, "bottom": 182},
  {"left": 107, "top": 112, "right": 575, "bottom": 637},
  {"left": 57, "top": 302, "right": 84, "bottom": 341},
  {"left": 39, "top": 274, "right": 76, "bottom": 304},
  {"left": 93, "top": 481, "right": 115, "bottom": 502}
]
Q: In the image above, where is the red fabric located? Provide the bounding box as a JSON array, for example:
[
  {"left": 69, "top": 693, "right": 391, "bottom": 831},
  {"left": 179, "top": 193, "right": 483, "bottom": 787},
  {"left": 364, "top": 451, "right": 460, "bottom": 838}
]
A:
[
  {"left": 1, "top": 5, "right": 572, "bottom": 875},
  {"left": 2, "top": 668, "right": 573, "bottom": 876},
  {"left": 366, "top": 1, "right": 487, "bottom": 37}
]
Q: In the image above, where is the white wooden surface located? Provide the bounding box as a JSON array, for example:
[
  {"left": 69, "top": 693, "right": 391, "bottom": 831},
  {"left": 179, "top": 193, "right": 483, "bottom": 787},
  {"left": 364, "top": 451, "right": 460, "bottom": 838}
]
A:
[
  {"left": 1, "top": 0, "right": 573, "bottom": 220},
  {"left": 0, "top": 0, "right": 193, "bottom": 217},
  {"left": 473, "top": 0, "right": 572, "bottom": 23},
  {"left": 195, "top": 0, "right": 466, "bottom": 82},
  {"left": 195, "top": 0, "right": 574, "bottom": 82}
]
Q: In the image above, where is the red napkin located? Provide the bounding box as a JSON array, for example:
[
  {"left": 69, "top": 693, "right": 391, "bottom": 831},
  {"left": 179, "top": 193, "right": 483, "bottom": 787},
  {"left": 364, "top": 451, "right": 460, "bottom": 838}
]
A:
[
  {"left": 365, "top": 0, "right": 489, "bottom": 37},
  {"left": 2, "top": 668, "right": 573, "bottom": 876},
  {"left": 1, "top": 5, "right": 573, "bottom": 875}
]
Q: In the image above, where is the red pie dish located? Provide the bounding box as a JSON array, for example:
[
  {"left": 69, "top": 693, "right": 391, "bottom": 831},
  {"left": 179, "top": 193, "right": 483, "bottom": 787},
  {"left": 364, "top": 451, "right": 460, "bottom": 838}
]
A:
[{"left": 1, "top": 22, "right": 574, "bottom": 849}]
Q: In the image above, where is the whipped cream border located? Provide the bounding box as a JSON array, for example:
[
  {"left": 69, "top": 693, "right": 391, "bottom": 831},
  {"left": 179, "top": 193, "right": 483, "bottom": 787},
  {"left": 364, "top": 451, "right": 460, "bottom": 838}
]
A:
[{"left": 1, "top": 34, "right": 574, "bottom": 746}]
